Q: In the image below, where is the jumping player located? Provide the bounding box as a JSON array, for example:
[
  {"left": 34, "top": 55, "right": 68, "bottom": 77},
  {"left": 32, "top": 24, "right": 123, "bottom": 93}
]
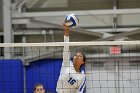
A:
[{"left": 56, "top": 24, "right": 86, "bottom": 93}]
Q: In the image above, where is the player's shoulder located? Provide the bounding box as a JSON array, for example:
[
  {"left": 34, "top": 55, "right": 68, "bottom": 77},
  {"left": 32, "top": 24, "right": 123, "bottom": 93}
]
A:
[
  {"left": 80, "top": 64, "right": 85, "bottom": 74},
  {"left": 70, "top": 60, "right": 73, "bottom": 65}
]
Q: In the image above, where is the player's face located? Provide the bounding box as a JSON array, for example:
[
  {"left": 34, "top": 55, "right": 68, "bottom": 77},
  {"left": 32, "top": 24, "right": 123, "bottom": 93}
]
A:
[
  {"left": 34, "top": 86, "right": 45, "bottom": 93},
  {"left": 73, "top": 52, "right": 84, "bottom": 65}
]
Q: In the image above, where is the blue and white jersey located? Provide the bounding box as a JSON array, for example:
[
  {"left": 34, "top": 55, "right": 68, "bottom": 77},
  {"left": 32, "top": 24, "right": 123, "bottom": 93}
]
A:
[{"left": 56, "top": 36, "right": 86, "bottom": 93}]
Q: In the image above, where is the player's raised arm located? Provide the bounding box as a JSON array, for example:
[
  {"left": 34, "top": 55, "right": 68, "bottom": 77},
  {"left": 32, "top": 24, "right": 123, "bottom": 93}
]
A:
[{"left": 63, "top": 23, "right": 70, "bottom": 66}]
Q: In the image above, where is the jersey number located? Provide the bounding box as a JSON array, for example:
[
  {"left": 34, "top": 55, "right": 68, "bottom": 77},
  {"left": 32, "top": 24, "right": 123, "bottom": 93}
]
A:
[{"left": 67, "top": 77, "right": 76, "bottom": 85}]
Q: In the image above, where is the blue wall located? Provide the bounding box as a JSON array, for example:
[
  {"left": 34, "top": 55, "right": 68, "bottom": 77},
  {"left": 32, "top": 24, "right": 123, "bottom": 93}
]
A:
[
  {"left": 0, "top": 59, "right": 24, "bottom": 93},
  {"left": 26, "top": 59, "right": 62, "bottom": 93},
  {"left": 0, "top": 59, "right": 85, "bottom": 93}
]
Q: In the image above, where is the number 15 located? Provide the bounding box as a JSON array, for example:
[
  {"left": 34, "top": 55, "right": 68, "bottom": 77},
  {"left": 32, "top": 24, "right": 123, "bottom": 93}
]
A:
[{"left": 67, "top": 77, "right": 76, "bottom": 85}]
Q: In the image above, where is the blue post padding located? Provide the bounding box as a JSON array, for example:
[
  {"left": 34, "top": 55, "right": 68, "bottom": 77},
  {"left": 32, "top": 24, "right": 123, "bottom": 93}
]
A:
[
  {"left": 26, "top": 59, "right": 62, "bottom": 93},
  {"left": 0, "top": 59, "right": 24, "bottom": 93}
]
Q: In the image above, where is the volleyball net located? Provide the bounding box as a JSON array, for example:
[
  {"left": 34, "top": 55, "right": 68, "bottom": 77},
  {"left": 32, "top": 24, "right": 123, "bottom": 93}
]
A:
[{"left": 0, "top": 41, "right": 140, "bottom": 93}]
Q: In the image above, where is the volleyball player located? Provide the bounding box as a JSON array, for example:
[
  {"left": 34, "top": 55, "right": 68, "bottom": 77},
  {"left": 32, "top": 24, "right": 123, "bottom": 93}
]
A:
[
  {"left": 34, "top": 83, "right": 45, "bottom": 93},
  {"left": 56, "top": 24, "right": 86, "bottom": 93}
]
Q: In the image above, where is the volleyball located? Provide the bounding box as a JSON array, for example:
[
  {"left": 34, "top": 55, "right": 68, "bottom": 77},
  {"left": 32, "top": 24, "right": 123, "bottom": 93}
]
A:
[{"left": 64, "top": 13, "right": 79, "bottom": 28}]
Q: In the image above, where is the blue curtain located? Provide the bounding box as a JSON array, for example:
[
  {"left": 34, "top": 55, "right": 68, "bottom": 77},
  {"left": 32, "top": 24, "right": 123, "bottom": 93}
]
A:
[
  {"left": 0, "top": 59, "right": 24, "bottom": 93},
  {"left": 26, "top": 59, "right": 62, "bottom": 93}
]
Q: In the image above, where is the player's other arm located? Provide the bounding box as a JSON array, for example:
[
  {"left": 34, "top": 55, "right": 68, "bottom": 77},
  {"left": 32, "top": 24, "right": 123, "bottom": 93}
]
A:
[{"left": 63, "top": 23, "right": 70, "bottom": 66}]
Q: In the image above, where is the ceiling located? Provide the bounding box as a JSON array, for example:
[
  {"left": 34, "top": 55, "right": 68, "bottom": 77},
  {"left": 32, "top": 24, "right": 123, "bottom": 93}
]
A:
[
  {"left": 25, "top": 0, "right": 140, "bottom": 11},
  {"left": 12, "top": 0, "right": 140, "bottom": 42},
  {"left": 10, "top": 0, "right": 140, "bottom": 62}
]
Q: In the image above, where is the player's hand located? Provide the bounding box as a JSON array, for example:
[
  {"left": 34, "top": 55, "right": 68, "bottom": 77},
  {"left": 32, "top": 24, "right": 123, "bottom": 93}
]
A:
[
  {"left": 63, "top": 23, "right": 69, "bottom": 30},
  {"left": 63, "top": 23, "right": 70, "bottom": 36}
]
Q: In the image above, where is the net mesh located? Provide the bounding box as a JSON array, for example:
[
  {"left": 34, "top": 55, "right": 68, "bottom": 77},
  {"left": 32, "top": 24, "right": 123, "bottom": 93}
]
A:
[{"left": 0, "top": 41, "right": 140, "bottom": 93}]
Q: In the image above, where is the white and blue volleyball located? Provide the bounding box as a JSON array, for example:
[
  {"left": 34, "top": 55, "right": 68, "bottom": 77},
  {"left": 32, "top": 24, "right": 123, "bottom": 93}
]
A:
[{"left": 64, "top": 13, "right": 79, "bottom": 28}]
